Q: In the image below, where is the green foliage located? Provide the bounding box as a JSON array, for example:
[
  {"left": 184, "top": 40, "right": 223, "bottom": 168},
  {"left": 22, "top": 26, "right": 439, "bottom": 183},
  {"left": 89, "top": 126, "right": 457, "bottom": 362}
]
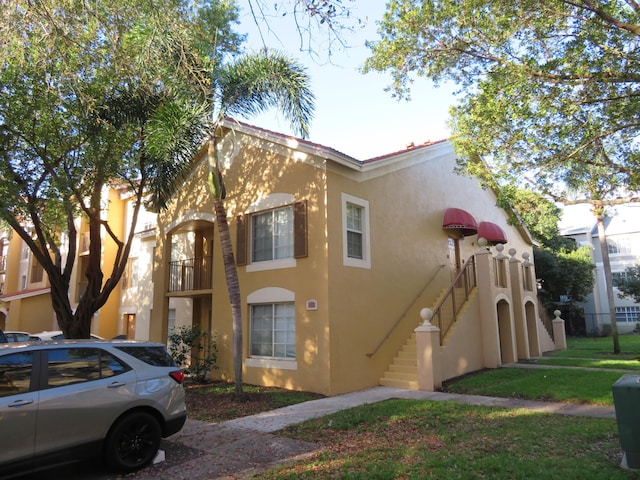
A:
[
  {"left": 617, "top": 264, "right": 640, "bottom": 303},
  {"left": 364, "top": 1, "right": 640, "bottom": 198},
  {"left": 497, "top": 186, "right": 562, "bottom": 247},
  {"left": 168, "top": 325, "right": 218, "bottom": 382},
  {"left": 0, "top": 0, "right": 243, "bottom": 336},
  {"left": 496, "top": 185, "right": 594, "bottom": 318},
  {"left": 535, "top": 245, "right": 596, "bottom": 304}
]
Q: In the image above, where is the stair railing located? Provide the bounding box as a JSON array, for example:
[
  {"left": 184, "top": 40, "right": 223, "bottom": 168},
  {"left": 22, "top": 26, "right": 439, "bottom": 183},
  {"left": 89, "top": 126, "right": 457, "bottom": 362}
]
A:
[
  {"left": 430, "top": 255, "right": 477, "bottom": 344},
  {"left": 367, "top": 264, "right": 447, "bottom": 358}
]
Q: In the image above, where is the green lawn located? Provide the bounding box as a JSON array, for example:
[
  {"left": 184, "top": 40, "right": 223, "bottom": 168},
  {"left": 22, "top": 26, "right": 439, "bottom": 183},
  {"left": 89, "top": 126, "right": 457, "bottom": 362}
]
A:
[
  {"left": 533, "top": 335, "right": 640, "bottom": 371},
  {"left": 252, "top": 335, "right": 640, "bottom": 479},
  {"left": 441, "top": 334, "right": 640, "bottom": 405},
  {"left": 258, "top": 400, "right": 636, "bottom": 479},
  {"left": 443, "top": 367, "right": 622, "bottom": 405},
  {"left": 547, "top": 335, "right": 640, "bottom": 362}
]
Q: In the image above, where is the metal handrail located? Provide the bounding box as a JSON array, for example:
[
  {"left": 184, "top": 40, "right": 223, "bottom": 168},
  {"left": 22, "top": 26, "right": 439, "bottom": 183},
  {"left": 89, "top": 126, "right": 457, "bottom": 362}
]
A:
[
  {"left": 430, "top": 255, "right": 477, "bottom": 344},
  {"left": 366, "top": 264, "right": 447, "bottom": 358},
  {"left": 168, "top": 256, "right": 213, "bottom": 292}
]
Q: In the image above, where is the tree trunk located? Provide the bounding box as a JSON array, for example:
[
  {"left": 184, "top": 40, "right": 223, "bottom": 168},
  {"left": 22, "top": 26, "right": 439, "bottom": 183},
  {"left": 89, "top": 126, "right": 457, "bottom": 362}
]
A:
[
  {"left": 214, "top": 199, "right": 244, "bottom": 397},
  {"left": 595, "top": 213, "right": 621, "bottom": 354}
]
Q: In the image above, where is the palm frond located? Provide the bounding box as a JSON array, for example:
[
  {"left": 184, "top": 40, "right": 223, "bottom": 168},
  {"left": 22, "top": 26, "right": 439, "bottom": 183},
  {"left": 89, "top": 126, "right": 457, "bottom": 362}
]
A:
[
  {"left": 216, "top": 51, "right": 315, "bottom": 138},
  {"left": 144, "top": 100, "right": 209, "bottom": 210}
]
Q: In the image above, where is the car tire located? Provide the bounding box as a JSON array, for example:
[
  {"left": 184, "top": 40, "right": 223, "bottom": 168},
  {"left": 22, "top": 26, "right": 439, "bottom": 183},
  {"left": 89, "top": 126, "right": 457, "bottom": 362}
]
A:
[{"left": 103, "top": 411, "right": 162, "bottom": 473}]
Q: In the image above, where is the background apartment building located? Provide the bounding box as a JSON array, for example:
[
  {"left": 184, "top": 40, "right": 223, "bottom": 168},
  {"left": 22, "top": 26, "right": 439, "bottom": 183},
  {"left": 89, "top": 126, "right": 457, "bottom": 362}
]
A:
[{"left": 560, "top": 202, "right": 640, "bottom": 334}]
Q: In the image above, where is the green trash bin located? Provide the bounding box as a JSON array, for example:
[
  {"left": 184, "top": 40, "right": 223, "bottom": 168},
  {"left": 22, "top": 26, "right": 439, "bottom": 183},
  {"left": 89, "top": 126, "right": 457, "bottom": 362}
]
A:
[{"left": 612, "top": 375, "right": 640, "bottom": 470}]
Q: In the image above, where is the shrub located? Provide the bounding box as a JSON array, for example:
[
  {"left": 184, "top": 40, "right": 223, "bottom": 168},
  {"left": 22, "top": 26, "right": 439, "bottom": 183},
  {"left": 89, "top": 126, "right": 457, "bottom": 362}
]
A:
[{"left": 168, "top": 325, "right": 217, "bottom": 382}]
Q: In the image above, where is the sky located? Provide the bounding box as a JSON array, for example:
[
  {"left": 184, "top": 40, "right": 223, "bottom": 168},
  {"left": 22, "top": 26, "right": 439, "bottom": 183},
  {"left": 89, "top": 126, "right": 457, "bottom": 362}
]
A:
[{"left": 235, "top": 1, "right": 459, "bottom": 160}]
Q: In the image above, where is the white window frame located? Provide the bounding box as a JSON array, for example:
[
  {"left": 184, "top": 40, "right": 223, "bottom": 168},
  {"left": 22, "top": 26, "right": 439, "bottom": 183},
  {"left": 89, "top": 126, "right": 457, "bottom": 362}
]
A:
[
  {"left": 246, "top": 288, "right": 297, "bottom": 370},
  {"left": 341, "top": 193, "right": 371, "bottom": 269},
  {"left": 607, "top": 236, "right": 632, "bottom": 255},
  {"left": 251, "top": 205, "right": 294, "bottom": 262},
  {"left": 246, "top": 194, "right": 297, "bottom": 272},
  {"left": 616, "top": 306, "right": 640, "bottom": 323}
]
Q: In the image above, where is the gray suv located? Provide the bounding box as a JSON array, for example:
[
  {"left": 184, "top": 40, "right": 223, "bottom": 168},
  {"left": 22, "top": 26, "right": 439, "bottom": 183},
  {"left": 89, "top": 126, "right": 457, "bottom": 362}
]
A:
[{"left": 0, "top": 339, "right": 187, "bottom": 477}]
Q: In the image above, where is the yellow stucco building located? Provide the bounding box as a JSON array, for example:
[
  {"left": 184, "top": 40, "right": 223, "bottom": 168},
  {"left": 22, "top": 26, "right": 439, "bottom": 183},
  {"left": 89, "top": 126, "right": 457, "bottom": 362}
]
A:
[{"left": 150, "top": 120, "right": 564, "bottom": 396}]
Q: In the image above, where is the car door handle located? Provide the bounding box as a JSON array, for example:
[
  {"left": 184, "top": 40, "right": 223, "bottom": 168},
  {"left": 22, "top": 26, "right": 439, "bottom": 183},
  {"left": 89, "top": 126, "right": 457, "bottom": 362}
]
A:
[
  {"left": 9, "top": 399, "right": 34, "bottom": 407},
  {"left": 107, "top": 381, "right": 126, "bottom": 388}
]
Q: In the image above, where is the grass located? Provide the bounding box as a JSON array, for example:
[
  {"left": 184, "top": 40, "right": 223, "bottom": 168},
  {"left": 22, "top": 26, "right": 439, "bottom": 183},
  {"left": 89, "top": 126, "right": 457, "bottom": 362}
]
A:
[
  {"left": 257, "top": 400, "right": 629, "bottom": 480},
  {"left": 442, "top": 367, "right": 622, "bottom": 405},
  {"left": 248, "top": 335, "right": 640, "bottom": 479},
  {"left": 544, "top": 335, "right": 640, "bottom": 362}
]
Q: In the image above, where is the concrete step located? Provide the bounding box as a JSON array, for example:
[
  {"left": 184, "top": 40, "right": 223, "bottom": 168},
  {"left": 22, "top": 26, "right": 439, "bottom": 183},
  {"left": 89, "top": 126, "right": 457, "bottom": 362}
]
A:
[
  {"left": 392, "top": 356, "right": 417, "bottom": 367},
  {"left": 389, "top": 364, "right": 418, "bottom": 374},
  {"left": 397, "top": 350, "right": 416, "bottom": 360},
  {"left": 401, "top": 343, "right": 417, "bottom": 353},
  {"left": 382, "top": 371, "right": 418, "bottom": 382},
  {"left": 379, "top": 377, "right": 419, "bottom": 390}
]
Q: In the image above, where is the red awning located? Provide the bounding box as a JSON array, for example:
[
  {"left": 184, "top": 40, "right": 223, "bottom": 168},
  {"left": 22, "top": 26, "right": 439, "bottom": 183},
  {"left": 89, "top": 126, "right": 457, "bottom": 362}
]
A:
[
  {"left": 442, "top": 208, "right": 478, "bottom": 237},
  {"left": 478, "top": 221, "right": 507, "bottom": 245}
]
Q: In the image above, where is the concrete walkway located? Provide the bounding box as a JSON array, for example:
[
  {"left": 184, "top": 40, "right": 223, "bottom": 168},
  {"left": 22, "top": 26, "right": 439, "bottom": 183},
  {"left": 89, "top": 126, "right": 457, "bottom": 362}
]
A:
[
  {"left": 223, "top": 384, "right": 615, "bottom": 433},
  {"left": 222, "top": 360, "right": 626, "bottom": 432}
]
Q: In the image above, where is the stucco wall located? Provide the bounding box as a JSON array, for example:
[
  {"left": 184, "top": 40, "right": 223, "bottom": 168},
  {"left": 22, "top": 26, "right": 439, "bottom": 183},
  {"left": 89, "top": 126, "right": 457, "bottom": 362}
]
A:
[
  {"left": 323, "top": 143, "right": 534, "bottom": 394},
  {"left": 152, "top": 127, "right": 535, "bottom": 396}
]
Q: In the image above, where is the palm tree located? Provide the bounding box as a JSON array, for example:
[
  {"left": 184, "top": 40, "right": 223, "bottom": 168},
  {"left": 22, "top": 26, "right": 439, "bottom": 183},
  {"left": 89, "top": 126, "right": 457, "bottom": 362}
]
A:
[{"left": 148, "top": 51, "right": 314, "bottom": 396}]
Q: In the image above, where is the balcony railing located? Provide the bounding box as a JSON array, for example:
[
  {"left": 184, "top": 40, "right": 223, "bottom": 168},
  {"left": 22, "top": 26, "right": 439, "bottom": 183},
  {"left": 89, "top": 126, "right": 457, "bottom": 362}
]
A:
[{"left": 169, "top": 256, "right": 212, "bottom": 292}]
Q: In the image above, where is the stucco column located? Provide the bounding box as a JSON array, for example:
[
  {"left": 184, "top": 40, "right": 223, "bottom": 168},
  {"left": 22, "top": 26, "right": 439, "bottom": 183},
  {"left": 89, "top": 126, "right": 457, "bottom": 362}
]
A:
[
  {"left": 508, "top": 248, "right": 529, "bottom": 360},
  {"left": 415, "top": 308, "right": 442, "bottom": 391},
  {"left": 552, "top": 310, "right": 568, "bottom": 350},
  {"left": 150, "top": 235, "right": 170, "bottom": 343},
  {"left": 476, "top": 243, "right": 501, "bottom": 368}
]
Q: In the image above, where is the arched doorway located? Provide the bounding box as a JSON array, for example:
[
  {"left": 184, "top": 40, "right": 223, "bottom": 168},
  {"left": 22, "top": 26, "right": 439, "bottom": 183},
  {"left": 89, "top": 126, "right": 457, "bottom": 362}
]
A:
[
  {"left": 496, "top": 299, "right": 516, "bottom": 364},
  {"left": 525, "top": 300, "right": 541, "bottom": 357}
]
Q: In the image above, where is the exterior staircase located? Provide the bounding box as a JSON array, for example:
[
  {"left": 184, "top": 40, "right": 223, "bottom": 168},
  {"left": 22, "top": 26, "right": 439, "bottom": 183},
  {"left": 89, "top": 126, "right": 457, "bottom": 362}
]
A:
[
  {"left": 379, "top": 259, "right": 478, "bottom": 390},
  {"left": 379, "top": 333, "right": 419, "bottom": 389}
]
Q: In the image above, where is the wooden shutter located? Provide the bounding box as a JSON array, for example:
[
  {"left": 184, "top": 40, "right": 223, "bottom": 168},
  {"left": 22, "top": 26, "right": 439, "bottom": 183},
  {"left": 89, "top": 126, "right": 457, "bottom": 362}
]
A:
[
  {"left": 293, "top": 200, "right": 308, "bottom": 258},
  {"left": 236, "top": 214, "right": 247, "bottom": 266}
]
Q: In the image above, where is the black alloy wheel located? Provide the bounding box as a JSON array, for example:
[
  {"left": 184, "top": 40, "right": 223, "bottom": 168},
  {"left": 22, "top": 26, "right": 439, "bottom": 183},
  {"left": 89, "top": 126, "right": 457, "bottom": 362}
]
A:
[{"left": 104, "top": 411, "right": 162, "bottom": 472}]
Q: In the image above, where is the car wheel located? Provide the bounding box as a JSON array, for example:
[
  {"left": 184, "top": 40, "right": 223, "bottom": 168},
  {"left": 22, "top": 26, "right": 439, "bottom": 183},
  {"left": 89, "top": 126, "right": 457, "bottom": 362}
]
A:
[{"left": 104, "top": 411, "right": 162, "bottom": 472}]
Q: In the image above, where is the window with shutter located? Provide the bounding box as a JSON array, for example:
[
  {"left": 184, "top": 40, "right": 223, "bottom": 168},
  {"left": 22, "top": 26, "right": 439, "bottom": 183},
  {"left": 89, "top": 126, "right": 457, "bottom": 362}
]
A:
[{"left": 241, "top": 197, "right": 307, "bottom": 271}]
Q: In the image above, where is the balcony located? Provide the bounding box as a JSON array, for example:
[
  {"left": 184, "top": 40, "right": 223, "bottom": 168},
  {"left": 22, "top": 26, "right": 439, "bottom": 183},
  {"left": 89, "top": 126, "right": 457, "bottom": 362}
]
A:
[{"left": 169, "top": 256, "right": 212, "bottom": 293}]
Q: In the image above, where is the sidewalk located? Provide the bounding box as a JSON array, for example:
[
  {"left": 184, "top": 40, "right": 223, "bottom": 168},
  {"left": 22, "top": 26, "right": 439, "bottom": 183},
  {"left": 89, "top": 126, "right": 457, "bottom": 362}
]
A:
[{"left": 222, "top": 384, "right": 615, "bottom": 433}]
